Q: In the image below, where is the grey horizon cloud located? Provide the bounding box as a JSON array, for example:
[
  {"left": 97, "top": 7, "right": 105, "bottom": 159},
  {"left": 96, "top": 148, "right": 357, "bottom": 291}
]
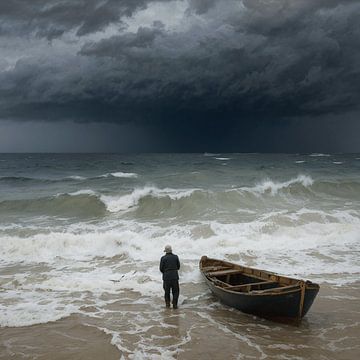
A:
[{"left": 0, "top": 0, "right": 360, "bottom": 151}]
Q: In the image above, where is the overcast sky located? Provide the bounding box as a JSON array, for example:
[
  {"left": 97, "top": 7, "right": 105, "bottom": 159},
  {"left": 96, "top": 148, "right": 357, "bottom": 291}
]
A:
[{"left": 0, "top": 0, "right": 359, "bottom": 152}]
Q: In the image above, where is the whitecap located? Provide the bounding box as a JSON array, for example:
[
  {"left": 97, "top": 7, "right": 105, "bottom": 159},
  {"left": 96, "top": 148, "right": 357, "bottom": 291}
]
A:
[
  {"left": 110, "top": 172, "right": 138, "bottom": 178},
  {"left": 99, "top": 172, "right": 138, "bottom": 178},
  {"left": 309, "top": 153, "right": 331, "bottom": 157},
  {"left": 66, "top": 175, "right": 87, "bottom": 180},
  {"left": 67, "top": 189, "right": 97, "bottom": 196}
]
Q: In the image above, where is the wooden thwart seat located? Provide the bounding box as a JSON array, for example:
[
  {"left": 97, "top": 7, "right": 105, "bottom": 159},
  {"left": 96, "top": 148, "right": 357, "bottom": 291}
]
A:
[
  {"left": 207, "top": 269, "right": 242, "bottom": 277},
  {"left": 252, "top": 283, "right": 300, "bottom": 293},
  {"left": 201, "top": 266, "right": 230, "bottom": 272},
  {"left": 225, "top": 281, "right": 277, "bottom": 291}
]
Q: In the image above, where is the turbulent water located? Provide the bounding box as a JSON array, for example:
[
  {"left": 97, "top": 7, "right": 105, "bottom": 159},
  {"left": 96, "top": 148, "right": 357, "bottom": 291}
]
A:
[{"left": 0, "top": 153, "right": 359, "bottom": 359}]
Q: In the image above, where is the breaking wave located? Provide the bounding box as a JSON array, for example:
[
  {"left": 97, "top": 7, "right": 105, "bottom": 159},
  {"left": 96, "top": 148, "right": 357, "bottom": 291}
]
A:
[
  {"left": 100, "top": 187, "right": 198, "bottom": 213},
  {"left": 1, "top": 175, "right": 360, "bottom": 219},
  {"left": 90, "top": 176, "right": 360, "bottom": 215},
  {"left": 242, "top": 175, "right": 314, "bottom": 195}
]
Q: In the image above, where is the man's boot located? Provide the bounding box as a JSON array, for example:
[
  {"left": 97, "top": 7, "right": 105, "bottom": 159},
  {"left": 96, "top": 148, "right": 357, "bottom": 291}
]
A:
[{"left": 165, "top": 301, "right": 170, "bottom": 308}]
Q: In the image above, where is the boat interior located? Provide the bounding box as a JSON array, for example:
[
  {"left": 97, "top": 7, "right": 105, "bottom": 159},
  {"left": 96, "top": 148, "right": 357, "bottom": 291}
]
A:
[{"left": 201, "top": 260, "right": 301, "bottom": 293}]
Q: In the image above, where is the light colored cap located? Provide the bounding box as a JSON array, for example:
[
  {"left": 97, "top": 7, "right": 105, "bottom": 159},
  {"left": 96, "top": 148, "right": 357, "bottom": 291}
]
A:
[{"left": 164, "top": 245, "right": 172, "bottom": 253}]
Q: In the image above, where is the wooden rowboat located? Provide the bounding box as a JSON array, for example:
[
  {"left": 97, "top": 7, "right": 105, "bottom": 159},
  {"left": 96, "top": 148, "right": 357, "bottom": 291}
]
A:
[{"left": 199, "top": 256, "right": 320, "bottom": 322}]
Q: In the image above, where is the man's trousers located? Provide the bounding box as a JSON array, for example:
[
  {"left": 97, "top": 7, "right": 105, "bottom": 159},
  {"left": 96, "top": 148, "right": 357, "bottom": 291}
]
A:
[{"left": 163, "top": 279, "right": 179, "bottom": 306}]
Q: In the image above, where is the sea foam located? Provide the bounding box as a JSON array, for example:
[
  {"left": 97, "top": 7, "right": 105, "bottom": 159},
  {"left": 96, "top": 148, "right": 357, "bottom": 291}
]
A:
[
  {"left": 1, "top": 209, "right": 359, "bottom": 277},
  {"left": 1, "top": 205, "right": 359, "bottom": 329}
]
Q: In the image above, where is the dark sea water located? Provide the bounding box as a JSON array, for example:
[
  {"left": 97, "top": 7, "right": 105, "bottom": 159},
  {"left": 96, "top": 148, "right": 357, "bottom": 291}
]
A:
[{"left": 0, "top": 153, "right": 359, "bottom": 359}]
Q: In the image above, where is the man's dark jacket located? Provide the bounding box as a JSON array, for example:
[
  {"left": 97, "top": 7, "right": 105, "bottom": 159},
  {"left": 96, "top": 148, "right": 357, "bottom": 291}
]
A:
[{"left": 160, "top": 253, "right": 180, "bottom": 281}]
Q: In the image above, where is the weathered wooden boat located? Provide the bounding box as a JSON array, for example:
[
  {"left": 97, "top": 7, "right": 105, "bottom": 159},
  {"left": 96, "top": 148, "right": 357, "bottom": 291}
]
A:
[{"left": 199, "top": 256, "right": 320, "bottom": 322}]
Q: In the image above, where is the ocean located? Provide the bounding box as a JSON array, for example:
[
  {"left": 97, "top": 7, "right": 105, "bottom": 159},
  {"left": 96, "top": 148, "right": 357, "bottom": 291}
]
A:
[{"left": 0, "top": 153, "right": 359, "bottom": 359}]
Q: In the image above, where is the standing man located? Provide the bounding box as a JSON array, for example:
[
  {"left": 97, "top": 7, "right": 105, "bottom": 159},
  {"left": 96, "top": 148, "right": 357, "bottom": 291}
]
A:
[{"left": 160, "top": 245, "right": 180, "bottom": 309}]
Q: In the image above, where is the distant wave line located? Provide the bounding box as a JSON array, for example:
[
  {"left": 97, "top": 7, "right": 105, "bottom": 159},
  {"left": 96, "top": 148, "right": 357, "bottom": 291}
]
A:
[{"left": 0, "top": 172, "right": 139, "bottom": 183}]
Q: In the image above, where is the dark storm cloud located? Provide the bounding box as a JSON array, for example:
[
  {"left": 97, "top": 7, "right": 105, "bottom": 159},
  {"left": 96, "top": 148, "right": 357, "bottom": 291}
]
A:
[
  {"left": 81, "top": 26, "right": 164, "bottom": 56},
  {"left": 0, "top": 0, "right": 161, "bottom": 39},
  {"left": 187, "top": 0, "right": 217, "bottom": 14},
  {"left": 1, "top": 0, "right": 360, "bottom": 151}
]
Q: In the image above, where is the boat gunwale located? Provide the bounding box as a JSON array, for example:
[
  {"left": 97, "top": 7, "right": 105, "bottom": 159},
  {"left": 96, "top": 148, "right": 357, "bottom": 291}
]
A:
[
  {"left": 206, "top": 276, "right": 302, "bottom": 296},
  {"left": 200, "top": 258, "right": 297, "bottom": 282},
  {"left": 200, "top": 256, "right": 320, "bottom": 296}
]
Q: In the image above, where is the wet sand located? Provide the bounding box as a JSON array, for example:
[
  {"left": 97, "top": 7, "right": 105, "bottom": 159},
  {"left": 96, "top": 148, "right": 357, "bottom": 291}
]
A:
[
  {"left": 0, "top": 315, "right": 120, "bottom": 359},
  {"left": 1, "top": 282, "right": 359, "bottom": 359}
]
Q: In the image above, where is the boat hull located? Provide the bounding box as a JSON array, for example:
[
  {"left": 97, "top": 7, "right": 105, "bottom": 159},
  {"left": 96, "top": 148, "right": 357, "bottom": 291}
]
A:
[{"left": 204, "top": 276, "right": 319, "bottom": 320}]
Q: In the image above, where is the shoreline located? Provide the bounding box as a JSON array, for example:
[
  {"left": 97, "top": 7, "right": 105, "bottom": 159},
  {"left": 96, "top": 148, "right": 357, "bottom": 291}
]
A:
[{"left": 1, "top": 283, "right": 359, "bottom": 359}]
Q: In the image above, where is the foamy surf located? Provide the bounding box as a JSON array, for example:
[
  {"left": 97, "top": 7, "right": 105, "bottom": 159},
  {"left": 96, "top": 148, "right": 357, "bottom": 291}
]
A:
[
  {"left": 1, "top": 207, "right": 359, "bottom": 279},
  {"left": 1, "top": 213, "right": 359, "bottom": 329}
]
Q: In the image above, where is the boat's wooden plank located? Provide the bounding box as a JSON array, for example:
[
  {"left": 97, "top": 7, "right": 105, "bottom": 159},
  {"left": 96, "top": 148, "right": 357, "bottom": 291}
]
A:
[
  {"left": 252, "top": 283, "right": 300, "bottom": 293},
  {"left": 201, "top": 266, "right": 231, "bottom": 272},
  {"left": 212, "top": 278, "right": 229, "bottom": 287},
  {"left": 203, "top": 266, "right": 293, "bottom": 285},
  {"left": 244, "top": 273, "right": 270, "bottom": 281},
  {"left": 207, "top": 269, "right": 243, "bottom": 277},
  {"left": 225, "top": 281, "right": 277, "bottom": 291}
]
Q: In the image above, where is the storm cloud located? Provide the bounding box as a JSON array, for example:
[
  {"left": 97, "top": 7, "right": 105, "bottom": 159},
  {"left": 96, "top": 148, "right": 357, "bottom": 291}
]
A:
[{"left": 0, "top": 0, "right": 359, "bottom": 151}]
